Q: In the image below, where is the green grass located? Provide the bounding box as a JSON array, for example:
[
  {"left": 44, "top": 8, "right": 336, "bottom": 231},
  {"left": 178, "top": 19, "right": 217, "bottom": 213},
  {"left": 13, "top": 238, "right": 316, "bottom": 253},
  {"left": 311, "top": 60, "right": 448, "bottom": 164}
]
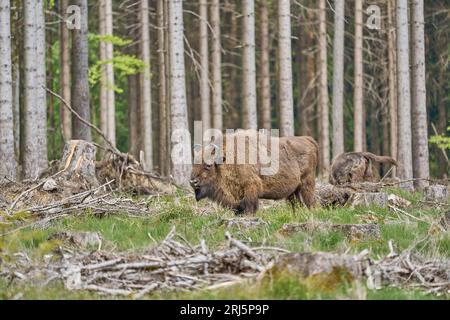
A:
[{"left": 0, "top": 188, "right": 449, "bottom": 300}]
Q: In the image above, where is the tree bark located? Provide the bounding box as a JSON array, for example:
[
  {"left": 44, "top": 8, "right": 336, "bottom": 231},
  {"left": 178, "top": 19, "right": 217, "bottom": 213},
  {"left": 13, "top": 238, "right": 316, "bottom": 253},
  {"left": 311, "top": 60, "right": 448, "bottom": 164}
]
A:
[
  {"left": 0, "top": 0, "right": 17, "bottom": 181},
  {"left": 242, "top": 0, "right": 258, "bottom": 130},
  {"left": 157, "top": 0, "right": 168, "bottom": 176},
  {"left": 332, "top": 0, "right": 345, "bottom": 159},
  {"left": 354, "top": 0, "right": 364, "bottom": 152},
  {"left": 71, "top": 0, "right": 92, "bottom": 142},
  {"left": 411, "top": 0, "right": 430, "bottom": 190},
  {"left": 199, "top": 0, "right": 210, "bottom": 132},
  {"left": 318, "top": 0, "right": 330, "bottom": 176},
  {"left": 211, "top": 0, "right": 223, "bottom": 131},
  {"left": 60, "top": 0, "right": 72, "bottom": 142},
  {"left": 259, "top": 0, "right": 271, "bottom": 130},
  {"left": 168, "top": 0, "right": 191, "bottom": 186},
  {"left": 139, "top": 0, "right": 153, "bottom": 170},
  {"left": 278, "top": 0, "right": 294, "bottom": 137},
  {"left": 396, "top": 0, "right": 414, "bottom": 190},
  {"left": 23, "top": 0, "right": 48, "bottom": 179},
  {"left": 387, "top": 0, "right": 397, "bottom": 176}
]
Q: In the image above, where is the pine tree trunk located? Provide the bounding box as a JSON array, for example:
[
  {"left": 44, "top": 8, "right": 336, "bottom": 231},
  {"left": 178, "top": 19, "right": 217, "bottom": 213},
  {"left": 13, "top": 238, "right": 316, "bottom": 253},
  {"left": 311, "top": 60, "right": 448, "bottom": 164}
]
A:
[
  {"left": 332, "top": 0, "right": 345, "bottom": 159},
  {"left": 0, "top": 0, "right": 18, "bottom": 181},
  {"left": 278, "top": 0, "right": 294, "bottom": 137},
  {"left": 242, "top": 0, "right": 258, "bottom": 130},
  {"left": 318, "top": 0, "right": 330, "bottom": 176},
  {"left": 157, "top": 0, "right": 168, "bottom": 176},
  {"left": 71, "top": 0, "right": 92, "bottom": 141},
  {"left": 139, "top": 0, "right": 153, "bottom": 170},
  {"left": 396, "top": 0, "right": 414, "bottom": 190},
  {"left": 259, "top": 0, "right": 271, "bottom": 130},
  {"left": 127, "top": 73, "right": 140, "bottom": 158},
  {"left": 411, "top": 0, "right": 430, "bottom": 190},
  {"left": 354, "top": 0, "right": 364, "bottom": 152},
  {"left": 210, "top": 0, "right": 223, "bottom": 131},
  {"left": 60, "top": 0, "right": 71, "bottom": 142},
  {"left": 199, "top": 0, "right": 210, "bottom": 132},
  {"left": 387, "top": 0, "right": 397, "bottom": 176},
  {"left": 168, "top": 0, "right": 191, "bottom": 186},
  {"left": 23, "top": 0, "right": 48, "bottom": 179}
]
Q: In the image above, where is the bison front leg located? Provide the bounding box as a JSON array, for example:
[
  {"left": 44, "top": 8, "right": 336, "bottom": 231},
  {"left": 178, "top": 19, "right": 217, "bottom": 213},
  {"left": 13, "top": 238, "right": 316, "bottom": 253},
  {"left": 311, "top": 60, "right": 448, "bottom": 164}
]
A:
[{"left": 235, "top": 192, "right": 259, "bottom": 215}]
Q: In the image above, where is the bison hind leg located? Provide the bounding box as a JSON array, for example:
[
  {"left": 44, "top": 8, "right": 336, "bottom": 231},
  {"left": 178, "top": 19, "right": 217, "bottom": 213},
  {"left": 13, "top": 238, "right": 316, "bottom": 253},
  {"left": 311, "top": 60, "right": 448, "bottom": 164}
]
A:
[
  {"left": 300, "top": 175, "right": 316, "bottom": 209},
  {"left": 287, "top": 189, "right": 302, "bottom": 210}
]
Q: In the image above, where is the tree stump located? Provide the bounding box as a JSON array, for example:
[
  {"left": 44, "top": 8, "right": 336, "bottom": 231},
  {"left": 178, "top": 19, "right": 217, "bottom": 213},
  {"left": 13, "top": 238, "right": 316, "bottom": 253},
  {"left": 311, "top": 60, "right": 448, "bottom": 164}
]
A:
[
  {"left": 424, "top": 185, "right": 448, "bottom": 203},
  {"left": 46, "top": 140, "right": 99, "bottom": 194},
  {"left": 349, "top": 192, "right": 388, "bottom": 207}
]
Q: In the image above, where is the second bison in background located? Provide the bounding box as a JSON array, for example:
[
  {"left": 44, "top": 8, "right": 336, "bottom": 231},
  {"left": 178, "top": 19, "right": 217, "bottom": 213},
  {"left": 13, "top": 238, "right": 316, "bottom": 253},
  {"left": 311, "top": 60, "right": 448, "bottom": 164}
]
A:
[
  {"left": 329, "top": 152, "right": 397, "bottom": 185},
  {"left": 190, "top": 130, "right": 318, "bottom": 215}
]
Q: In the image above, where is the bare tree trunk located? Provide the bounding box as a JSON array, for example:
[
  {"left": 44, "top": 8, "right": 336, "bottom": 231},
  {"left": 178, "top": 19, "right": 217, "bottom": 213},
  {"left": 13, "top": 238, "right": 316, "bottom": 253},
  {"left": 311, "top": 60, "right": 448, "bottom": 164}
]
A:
[
  {"left": 318, "top": 0, "right": 330, "bottom": 176},
  {"left": 168, "top": 0, "right": 191, "bottom": 186},
  {"left": 411, "top": 0, "right": 429, "bottom": 190},
  {"left": 0, "top": 0, "right": 17, "bottom": 181},
  {"left": 354, "top": 0, "right": 364, "bottom": 152},
  {"left": 128, "top": 73, "right": 140, "bottom": 158},
  {"left": 396, "top": 0, "right": 414, "bottom": 189},
  {"left": 157, "top": 0, "right": 168, "bottom": 176},
  {"left": 211, "top": 0, "right": 223, "bottom": 131},
  {"left": 199, "top": 0, "right": 210, "bottom": 131},
  {"left": 99, "top": 0, "right": 116, "bottom": 147},
  {"left": 60, "top": 0, "right": 71, "bottom": 142},
  {"left": 332, "top": 0, "right": 345, "bottom": 159},
  {"left": 242, "top": 0, "right": 257, "bottom": 129},
  {"left": 278, "top": 0, "right": 294, "bottom": 137},
  {"left": 71, "top": 0, "right": 92, "bottom": 141},
  {"left": 387, "top": 0, "right": 397, "bottom": 176},
  {"left": 23, "top": 0, "right": 48, "bottom": 179},
  {"left": 259, "top": 0, "right": 271, "bottom": 130},
  {"left": 139, "top": 0, "right": 153, "bottom": 170}
]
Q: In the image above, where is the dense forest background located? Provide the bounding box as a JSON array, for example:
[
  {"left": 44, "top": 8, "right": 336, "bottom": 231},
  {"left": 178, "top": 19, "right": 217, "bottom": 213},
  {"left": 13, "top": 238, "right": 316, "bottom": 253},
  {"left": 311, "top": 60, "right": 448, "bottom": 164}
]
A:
[{"left": 0, "top": 0, "right": 449, "bottom": 186}]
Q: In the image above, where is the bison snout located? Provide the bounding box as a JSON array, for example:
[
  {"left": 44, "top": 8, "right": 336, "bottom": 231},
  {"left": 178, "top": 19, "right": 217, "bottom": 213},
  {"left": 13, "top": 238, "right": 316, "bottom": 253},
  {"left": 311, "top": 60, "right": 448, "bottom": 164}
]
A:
[{"left": 190, "top": 179, "right": 200, "bottom": 188}]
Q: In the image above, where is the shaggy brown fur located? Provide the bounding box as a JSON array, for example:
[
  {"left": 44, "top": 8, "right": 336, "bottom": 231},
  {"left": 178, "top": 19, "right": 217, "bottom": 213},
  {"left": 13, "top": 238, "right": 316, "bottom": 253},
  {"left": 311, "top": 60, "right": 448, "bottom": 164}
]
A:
[
  {"left": 191, "top": 130, "right": 318, "bottom": 215},
  {"left": 329, "top": 152, "right": 397, "bottom": 185}
]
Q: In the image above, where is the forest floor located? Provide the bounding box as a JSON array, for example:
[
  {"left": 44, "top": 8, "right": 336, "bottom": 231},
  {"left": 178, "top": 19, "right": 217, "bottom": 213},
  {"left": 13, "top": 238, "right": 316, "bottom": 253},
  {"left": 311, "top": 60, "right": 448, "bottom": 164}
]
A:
[{"left": 0, "top": 187, "right": 449, "bottom": 300}]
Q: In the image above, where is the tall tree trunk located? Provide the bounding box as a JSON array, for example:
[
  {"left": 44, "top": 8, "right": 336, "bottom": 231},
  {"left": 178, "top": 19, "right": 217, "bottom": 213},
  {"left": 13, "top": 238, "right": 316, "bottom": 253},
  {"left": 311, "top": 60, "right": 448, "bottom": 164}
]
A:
[
  {"left": 411, "top": 0, "right": 429, "bottom": 189},
  {"left": 199, "top": 0, "right": 210, "bottom": 132},
  {"left": 396, "top": 0, "right": 414, "bottom": 189},
  {"left": 139, "top": 0, "right": 153, "bottom": 170},
  {"left": 353, "top": 0, "right": 364, "bottom": 152},
  {"left": 128, "top": 73, "right": 140, "bottom": 158},
  {"left": 387, "top": 0, "right": 397, "bottom": 176},
  {"left": 157, "top": 0, "right": 168, "bottom": 176},
  {"left": 318, "top": 0, "right": 329, "bottom": 176},
  {"left": 211, "top": 0, "right": 223, "bottom": 131},
  {"left": 259, "top": 0, "right": 271, "bottom": 130},
  {"left": 99, "top": 0, "right": 116, "bottom": 146},
  {"left": 242, "top": 0, "right": 257, "bottom": 129},
  {"left": 71, "top": 0, "right": 92, "bottom": 141},
  {"left": 168, "top": 0, "right": 191, "bottom": 186},
  {"left": 278, "top": 0, "right": 294, "bottom": 137},
  {"left": 0, "top": 0, "right": 18, "bottom": 181},
  {"left": 60, "top": 0, "right": 71, "bottom": 142},
  {"left": 332, "top": 0, "right": 345, "bottom": 159},
  {"left": 23, "top": 0, "right": 48, "bottom": 179}
]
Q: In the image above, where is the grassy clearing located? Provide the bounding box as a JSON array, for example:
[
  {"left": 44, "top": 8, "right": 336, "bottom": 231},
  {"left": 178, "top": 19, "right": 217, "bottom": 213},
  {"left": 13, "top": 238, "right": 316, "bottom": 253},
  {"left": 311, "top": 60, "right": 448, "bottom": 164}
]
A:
[{"left": 0, "top": 188, "right": 448, "bottom": 300}]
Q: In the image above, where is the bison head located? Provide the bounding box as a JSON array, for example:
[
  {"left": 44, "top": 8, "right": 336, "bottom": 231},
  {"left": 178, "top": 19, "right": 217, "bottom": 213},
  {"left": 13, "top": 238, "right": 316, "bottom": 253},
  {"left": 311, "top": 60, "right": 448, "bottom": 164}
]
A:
[{"left": 190, "top": 143, "right": 222, "bottom": 201}]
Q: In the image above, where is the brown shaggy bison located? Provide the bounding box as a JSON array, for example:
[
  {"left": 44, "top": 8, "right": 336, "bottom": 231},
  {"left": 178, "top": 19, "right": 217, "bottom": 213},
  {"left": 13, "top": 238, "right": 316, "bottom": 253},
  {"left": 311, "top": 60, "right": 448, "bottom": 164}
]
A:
[
  {"left": 329, "top": 152, "right": 397, "bottom": 185},
  {"left": 190, "top": 130, "right": 318, "bottom": 215}
]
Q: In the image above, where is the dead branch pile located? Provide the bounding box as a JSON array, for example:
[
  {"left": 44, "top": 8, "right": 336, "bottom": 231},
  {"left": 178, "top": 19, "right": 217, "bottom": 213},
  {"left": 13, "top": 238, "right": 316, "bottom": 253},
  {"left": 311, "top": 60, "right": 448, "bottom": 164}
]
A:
[
  {"left": 1, "top": 230, "right": 449, "bottom": 297},
  {"left": 0, "top": 229, "right": 278, "bottom": 297},
  {"left": 315, "top": 182, "right": 382, "bottom": 207}
]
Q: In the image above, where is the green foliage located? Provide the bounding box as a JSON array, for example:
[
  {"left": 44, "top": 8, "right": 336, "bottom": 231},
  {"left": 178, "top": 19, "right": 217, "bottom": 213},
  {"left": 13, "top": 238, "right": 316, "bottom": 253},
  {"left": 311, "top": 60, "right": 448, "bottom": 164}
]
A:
[{"left": 429, "top": 124, "right": 450, "bottom": 150}]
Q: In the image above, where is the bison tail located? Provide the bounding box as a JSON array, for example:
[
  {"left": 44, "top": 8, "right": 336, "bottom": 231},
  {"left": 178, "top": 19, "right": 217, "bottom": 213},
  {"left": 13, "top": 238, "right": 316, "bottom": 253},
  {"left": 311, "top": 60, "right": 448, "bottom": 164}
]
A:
[{"left": 362, "top": 152, "right": 398, "bottom": 166}]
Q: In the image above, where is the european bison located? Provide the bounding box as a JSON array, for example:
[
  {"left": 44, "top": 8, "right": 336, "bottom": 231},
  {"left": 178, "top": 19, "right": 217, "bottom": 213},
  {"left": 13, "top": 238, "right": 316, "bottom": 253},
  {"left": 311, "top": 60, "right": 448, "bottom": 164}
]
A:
[
  {"left": 190, "top": 130, "right": 318, "bottom": 215},
  {"left": 329, "top": 152, "right": 397, "bottom": 185}
]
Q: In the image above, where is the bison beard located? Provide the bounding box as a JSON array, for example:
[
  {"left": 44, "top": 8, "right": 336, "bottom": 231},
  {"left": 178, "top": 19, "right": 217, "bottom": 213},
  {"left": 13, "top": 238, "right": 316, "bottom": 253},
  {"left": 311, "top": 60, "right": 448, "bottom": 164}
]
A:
[
  {"left": 329, "top": 152, "right": 398, "bottom": 185},
  {"left": 191, "top": 131, "right": 318, "bottom": 215}
]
